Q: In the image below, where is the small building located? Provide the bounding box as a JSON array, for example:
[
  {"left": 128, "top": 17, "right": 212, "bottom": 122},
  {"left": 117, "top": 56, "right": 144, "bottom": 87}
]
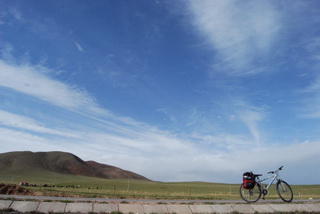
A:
[{"left": 19, "top": 181, "right": 29, "bottom": 186}]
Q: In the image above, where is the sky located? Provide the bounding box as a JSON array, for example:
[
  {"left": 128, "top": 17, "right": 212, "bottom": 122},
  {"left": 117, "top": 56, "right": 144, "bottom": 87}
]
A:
[{"left": 1, "top": 0, "right": 320, "bottom": 184}]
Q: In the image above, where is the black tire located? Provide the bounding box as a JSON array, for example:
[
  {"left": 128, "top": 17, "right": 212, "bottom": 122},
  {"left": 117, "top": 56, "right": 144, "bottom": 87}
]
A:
[
  {"left": 277, "top": 180, "right": 293, "bottom": 202},
  {"left": 239, "top": 183, "right": 262, "bottom": 203}
]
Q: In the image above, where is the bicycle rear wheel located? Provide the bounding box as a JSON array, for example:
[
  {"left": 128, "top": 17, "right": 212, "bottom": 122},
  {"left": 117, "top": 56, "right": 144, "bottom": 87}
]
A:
[
  {"left": 277, "top": 180, "right": 293, "bottom": 202},
  {"left": 239, "top": 183, "right": 262, "bottom": 203}
]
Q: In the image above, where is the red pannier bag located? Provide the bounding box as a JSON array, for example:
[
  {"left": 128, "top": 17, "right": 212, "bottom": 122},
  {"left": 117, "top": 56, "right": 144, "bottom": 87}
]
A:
[{"left": 243, "top": 172, "right": 255, "bottom": 189}]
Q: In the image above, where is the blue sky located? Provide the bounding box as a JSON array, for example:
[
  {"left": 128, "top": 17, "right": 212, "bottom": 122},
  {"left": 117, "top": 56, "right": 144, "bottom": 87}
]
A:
[{"left": 1, "top": 0, "right": 320, "bottom": 184}]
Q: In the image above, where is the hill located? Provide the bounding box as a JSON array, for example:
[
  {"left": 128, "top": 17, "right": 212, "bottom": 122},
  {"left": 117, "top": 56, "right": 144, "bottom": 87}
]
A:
[{"left": 0, "top": 151, "right": 149, "bottom": 180}]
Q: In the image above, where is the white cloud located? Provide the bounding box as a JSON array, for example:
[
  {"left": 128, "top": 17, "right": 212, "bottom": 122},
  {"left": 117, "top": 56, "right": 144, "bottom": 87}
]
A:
[
  {"left": 0, "top": 128, "right": 60, "bottom": 152},
  {"left": 298, "top": 74, "right": 320, "bottom": 119},
  {"left": 188, "top": 0, "right": 280, "bottom": 76},
  {"left": 303, "top": 75, "right": 320, "bottom": 93},
  {"left": 75, "top": 42, "right": 85, "bottom": 52},
  {"left": 220, "top": 98, "right": 267, "bottom": 146},
  {"left": 10, "top": 8, "right": 22, "bottom": 21},
  {"left": 0, "top": 60, "right": 104, "bottom": 114},
  {"left": 96, "top": 139, "right": 320, "bottom": 183},
  {"left": 0, "top": 59, "right": 319, "bottom": 183},
  {"left": 190, "top": 133, "right": 254, "bottom": 151},
  {"left": 0, "top": 109, "right": 81, "bottom": 139},
  {"left": 2, "top": 119, "right": 319, "bottom": 183},
  {"left": 237, "top": 100, "right": 266, "bottom": 139},
  {"left": 237, "top": 110, "right": 265, "bottom": 146}
]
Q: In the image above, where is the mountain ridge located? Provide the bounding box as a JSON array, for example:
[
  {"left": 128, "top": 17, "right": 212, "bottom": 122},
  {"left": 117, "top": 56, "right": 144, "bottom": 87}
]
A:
[{"left": 0, "top": 151, "right": 149, "bottom": 180}]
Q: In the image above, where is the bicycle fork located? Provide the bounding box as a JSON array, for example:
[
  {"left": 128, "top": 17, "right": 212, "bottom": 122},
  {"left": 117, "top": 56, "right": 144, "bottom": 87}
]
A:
[{"left": 277, "top": 179, "right": 288, "bottom": 193}]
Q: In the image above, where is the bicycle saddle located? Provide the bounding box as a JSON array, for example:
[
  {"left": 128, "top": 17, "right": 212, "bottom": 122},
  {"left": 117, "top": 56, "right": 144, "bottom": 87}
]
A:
[{"left": 254, "top": 174, "right": 262, "bottom": 177}]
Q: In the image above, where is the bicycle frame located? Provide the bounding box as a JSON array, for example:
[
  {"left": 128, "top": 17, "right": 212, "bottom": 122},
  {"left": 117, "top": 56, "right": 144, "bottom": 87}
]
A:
[{"left": 256, "top": 167, "right": 281, "bottom": 191}]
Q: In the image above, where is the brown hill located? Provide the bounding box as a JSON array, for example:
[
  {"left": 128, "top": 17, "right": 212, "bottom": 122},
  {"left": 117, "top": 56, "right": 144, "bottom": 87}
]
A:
[{"left": 0, "top": 151, "right": 149, "bottom": 180}]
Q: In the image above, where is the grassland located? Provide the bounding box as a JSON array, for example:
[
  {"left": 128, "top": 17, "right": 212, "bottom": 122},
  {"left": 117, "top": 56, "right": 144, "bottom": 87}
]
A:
[{"left": 0, "top": 170, "right": 319, "bottom": 200}]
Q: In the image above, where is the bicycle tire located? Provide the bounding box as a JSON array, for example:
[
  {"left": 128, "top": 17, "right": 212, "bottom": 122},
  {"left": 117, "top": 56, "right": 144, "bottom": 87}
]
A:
[
  {"left": 239, "top": 183, "right": 262, "bottom": 203},
  {"left": 277, "top": 180, "right": 293, "bottom": 202}
]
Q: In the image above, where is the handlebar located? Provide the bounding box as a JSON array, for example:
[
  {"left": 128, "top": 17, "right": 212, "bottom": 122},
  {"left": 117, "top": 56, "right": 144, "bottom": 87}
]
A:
[{"left": 268, "top": 166, "right": 283, "bottom": 174}]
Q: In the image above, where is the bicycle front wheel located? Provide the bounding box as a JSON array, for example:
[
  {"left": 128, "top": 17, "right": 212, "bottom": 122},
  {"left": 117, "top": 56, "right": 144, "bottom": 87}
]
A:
[
  {"left": 277, "top": 180, "right": 293, "bottom": 202},
  {"left": 239, "top": 183, "right": 262, "bottom": 203}
]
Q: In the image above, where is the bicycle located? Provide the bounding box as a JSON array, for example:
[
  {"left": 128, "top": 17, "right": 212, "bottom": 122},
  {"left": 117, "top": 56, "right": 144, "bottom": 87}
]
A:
[{"left": 239, "top": 166, "right": 293, "bottom": 203}]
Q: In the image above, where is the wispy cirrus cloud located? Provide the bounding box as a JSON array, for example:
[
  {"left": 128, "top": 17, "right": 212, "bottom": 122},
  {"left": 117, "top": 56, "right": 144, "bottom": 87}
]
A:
[
  {"left": 299, "top": 76, "right": 320, "bottom": 119},
  {"left": 188, "top": 0, "right": 281, "bottom": 76},
  {"left": 233, "top": 100, "right": 266, "bottom": 146},
  {"left": 0, "top": 60, "right": 103, "bottom": 114},
  {"left": 0, "top": 109, "right": 83, "bottom": 139},
  {"left": 75, "top": 42, "right": 85, "bottom": 53}
]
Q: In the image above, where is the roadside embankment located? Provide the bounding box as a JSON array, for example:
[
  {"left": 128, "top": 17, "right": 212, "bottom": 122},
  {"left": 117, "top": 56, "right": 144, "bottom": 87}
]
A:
[{"left": 1, "top": 199, "right": 320, "bottom": 213}]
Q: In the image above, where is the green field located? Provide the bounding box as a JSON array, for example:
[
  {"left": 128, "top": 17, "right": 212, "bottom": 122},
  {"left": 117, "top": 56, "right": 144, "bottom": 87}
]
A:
[{"left": 0, "top": 170, "right": 319, "bottom": 200}]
